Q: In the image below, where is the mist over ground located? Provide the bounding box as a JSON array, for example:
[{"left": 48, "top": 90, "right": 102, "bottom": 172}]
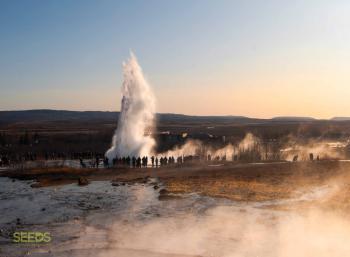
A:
[
  {"left": 2, "top": 1, "right": 350, "bottom": 256},
  {"left": 2, "top": 161, "right": 350, "bottom": 257}
]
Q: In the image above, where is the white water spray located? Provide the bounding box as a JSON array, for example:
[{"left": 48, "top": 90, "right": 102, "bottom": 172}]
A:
[{"left": 105, "top": 52, "right": 156, "bottom": 161}]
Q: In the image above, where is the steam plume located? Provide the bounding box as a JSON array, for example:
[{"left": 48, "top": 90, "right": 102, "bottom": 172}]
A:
[
  {"left": 105, "top": 52, "right": 156, "bottom": 161},
  {"left": 161, "top": 133, "right": 260, "bottom": 160}
]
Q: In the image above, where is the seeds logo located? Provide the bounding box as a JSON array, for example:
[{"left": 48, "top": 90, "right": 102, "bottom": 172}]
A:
[{"left": 13, "top": 232, "right": 51, "bottom": 243}]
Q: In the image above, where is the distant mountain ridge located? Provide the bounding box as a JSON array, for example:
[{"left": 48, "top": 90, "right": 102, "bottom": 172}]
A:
[
  {"left": 0, "top": 110, "right": 261, "bottom": 124},
  {"left": 0, "top": 110, "right": 119, "bottom": 123},
  {"left": 0, "top": 109, "right": 347, "bottom": 124},
  {"left": 331, "top": 117, "right": 350, "bottom": 121},
  {"left": 271, "top": 116, "right": 316, "bottom": 121}
]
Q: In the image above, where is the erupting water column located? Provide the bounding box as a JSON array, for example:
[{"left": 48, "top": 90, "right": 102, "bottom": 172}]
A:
[{"left": 105, "top": 52, "right": 156, "bottom": 162}]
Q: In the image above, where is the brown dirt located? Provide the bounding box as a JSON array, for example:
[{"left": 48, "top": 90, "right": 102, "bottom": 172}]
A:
[{"left": 2, "top": 160, "right": 350, "bottom": 211}]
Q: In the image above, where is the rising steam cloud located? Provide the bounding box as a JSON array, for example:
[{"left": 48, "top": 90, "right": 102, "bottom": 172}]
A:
[
  {"left": 280, "top": 135, "right": 348, "bottom": 161},
  {"left": 105, "top": 52, "right": 156, "bottom": 161},
  {"left": 162, "top": 133, "right": 260, "bottom": 160}
]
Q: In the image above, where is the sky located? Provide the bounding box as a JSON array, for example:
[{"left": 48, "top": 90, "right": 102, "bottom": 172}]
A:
[{"left": 0, "top": 0, "right": 349, "bottom": 118}]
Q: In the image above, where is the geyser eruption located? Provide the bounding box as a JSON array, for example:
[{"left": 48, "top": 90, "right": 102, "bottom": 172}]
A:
[{"left": 105, "top": 52, "right": 156, "bottom": 161}]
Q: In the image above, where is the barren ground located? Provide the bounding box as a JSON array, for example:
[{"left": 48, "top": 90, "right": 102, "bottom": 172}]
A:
[{"left": 2, "top": 160, "right": 350, "bottom": 212}]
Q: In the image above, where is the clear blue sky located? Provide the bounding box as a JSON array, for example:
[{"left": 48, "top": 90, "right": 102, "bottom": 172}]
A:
[{"left": 1, "top": 0, "right": 349, "bottom": 118}]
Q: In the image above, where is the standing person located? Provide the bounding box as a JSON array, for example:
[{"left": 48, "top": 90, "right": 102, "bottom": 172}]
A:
[
  {"left": 151, "top": 156, "right": 155, "bottom": 167},
  {"left": 126, "top": 156, "right": 131, "bottom": 167},
  {"left": 137, "top": 157, "right": 141, "bottom": 168},
  {"left": 309, "top": 153, "right": 314, "bottom": 161},
  {"left": 96, "top": 156, "right": 99, "bottom": 168},
  {"left": 80, "top": 158, "right": 86, "bottom": 168},
  {"left": 155, "top": 157, "right": 158, "bottom": 168},
  {"left": 104, "top": 157, "right": 109, "bottom": 168},
  {"left": 132, "top": 157, "right": 136, "bottom": 168}
]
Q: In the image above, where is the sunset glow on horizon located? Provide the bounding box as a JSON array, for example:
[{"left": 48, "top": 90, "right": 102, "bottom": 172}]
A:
[{"left": 1, "top": 0, "right": 350, "bottom": 119}]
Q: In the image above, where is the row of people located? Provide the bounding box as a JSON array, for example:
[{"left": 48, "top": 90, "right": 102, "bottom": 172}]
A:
[
  {"left": 104, "top": 156, "right": 184, "bottom": 168},
  {"left": 83, "top": 154, "right": 243, "bottom": 168}
]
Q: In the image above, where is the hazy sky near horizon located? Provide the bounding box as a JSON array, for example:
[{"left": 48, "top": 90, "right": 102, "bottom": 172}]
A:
[{"left": 0, "top": 0, "right": 349, "bottom": 118}]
